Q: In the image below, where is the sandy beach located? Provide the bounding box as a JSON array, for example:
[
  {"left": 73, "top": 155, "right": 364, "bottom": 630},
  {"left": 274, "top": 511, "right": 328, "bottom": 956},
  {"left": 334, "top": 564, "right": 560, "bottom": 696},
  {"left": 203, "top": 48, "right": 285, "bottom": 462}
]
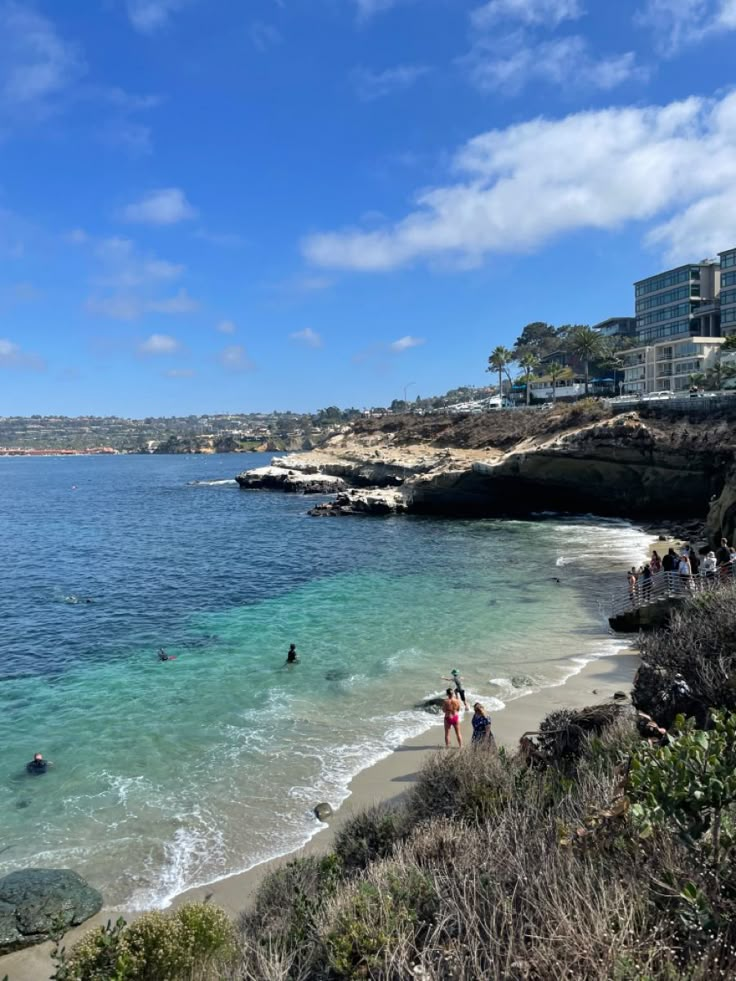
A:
[{"left": 1, "top": 648, "right": 639, "bottom": 981}]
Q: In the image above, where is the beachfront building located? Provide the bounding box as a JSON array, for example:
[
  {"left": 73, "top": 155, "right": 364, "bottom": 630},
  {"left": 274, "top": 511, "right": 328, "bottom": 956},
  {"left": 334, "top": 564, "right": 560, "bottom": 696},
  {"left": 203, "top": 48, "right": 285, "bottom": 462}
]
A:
[
  {"left": 634, "top": 260, "right": 720, "bottom": 347},
  {"left": 528, "top": 373, "right": 586, "bottom": 401},
  {"left": 621, "top": 337, "right": 725, "bottom": 394},
  {"left": 592, "top": 317, "right": 636, "bottom": 341},
  {"left": 720, "top": 248, "right": 736, "bottom": 337},
  {"left": 621, "top": 259, "right": 724, "bottom": 394}
]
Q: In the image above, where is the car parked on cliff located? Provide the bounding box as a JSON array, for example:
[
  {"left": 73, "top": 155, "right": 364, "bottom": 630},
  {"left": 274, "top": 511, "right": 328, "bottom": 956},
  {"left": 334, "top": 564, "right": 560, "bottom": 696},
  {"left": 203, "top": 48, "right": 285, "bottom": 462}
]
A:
[{"left": 642, "top": 390, "right": 676, "bottom": 401}]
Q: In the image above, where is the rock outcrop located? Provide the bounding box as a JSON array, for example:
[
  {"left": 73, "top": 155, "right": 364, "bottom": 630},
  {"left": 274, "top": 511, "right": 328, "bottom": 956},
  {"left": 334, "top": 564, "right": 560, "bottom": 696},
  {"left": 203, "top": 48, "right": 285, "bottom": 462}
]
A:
[
  {"left": 0, "top": 868, "right": 103, "bottom": 954},
  {"left": 308, "top": 488, "right": 407, "bottom": 517},
  {"left": 235, "top": 406, "right": 736, "bottom": 529},
  {"left": 235, "top": 466, "right": 346, "bottom": 494}
]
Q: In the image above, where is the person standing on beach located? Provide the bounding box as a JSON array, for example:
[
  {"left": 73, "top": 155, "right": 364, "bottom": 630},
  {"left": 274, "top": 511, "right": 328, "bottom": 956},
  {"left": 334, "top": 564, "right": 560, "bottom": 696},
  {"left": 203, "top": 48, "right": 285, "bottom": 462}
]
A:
[
  {"left": 441, "top": 669, "right": 469, "bottom": 710},
  {"left": 442, "top": 689, "right": 462, "bottom": 748},
  {"left": 471, "top": 703, "right": 495, "bottom": 750}
]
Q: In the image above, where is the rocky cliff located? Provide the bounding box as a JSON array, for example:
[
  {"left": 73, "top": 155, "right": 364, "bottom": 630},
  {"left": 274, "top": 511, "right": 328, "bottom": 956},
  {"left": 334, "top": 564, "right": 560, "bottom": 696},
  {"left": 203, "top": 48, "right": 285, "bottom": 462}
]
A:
[{"left": 236, "top": 403, "right": 736, "bottom": 535}]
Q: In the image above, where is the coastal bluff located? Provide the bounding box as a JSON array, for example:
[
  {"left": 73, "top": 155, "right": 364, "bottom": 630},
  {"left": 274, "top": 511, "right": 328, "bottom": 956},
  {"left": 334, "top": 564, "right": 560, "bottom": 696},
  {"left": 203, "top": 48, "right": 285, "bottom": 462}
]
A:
[{"left": 235, "top": 402, "right": 736, "bottom": 534}]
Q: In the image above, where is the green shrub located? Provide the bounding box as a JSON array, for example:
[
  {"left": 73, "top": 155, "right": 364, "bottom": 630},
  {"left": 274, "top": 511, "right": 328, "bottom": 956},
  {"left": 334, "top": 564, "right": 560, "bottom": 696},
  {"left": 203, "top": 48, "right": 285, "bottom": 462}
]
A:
[
  {"left": 59, "top": 903, "right": 236, "bottom": 981},
  {"left": 334, "top": 805, "right": 406, "bottom": 873},
  {"left": 325, "top": 869, "right": 438, "bottom": 980},
  {"left": 628, "top": 710, "right": 736, "bottom": 863}
]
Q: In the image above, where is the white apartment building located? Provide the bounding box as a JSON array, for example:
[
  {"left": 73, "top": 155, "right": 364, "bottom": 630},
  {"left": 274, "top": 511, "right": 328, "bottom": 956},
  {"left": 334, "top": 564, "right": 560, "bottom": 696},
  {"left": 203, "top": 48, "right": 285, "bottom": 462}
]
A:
[{"left": 622, "top": 336, "right": 725, "bottom": 394}]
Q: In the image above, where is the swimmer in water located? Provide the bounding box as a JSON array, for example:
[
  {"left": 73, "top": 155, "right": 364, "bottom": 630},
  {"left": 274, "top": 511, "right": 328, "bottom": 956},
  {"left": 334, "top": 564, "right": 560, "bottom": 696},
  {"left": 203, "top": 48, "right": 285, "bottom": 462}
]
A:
[
  {"left": 285, "top": 643, "right": 299, "bottom": 665},
  {"left": 158, "top": 648, "right": 176, "bottom": 661},
  {"left": 26, "top": 753, "right": 52, "bottom": 775}
]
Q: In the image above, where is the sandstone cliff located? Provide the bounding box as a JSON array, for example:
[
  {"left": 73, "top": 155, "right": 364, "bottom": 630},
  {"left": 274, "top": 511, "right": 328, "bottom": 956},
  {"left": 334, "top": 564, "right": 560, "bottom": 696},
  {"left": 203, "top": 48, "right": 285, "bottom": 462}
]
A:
[{"left": 236, "top": 402, "right": 736, "bottom": 536}]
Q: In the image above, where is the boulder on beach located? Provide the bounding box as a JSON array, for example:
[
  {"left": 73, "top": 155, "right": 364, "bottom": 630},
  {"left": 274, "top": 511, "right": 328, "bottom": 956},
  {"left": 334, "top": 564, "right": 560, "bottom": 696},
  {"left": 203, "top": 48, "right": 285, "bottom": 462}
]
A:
[
  {"left": 0, "top": 868, "right": 103, "bottom": 954},
  {"left": 314, "top": 803, "right": 333, "bottom": 821}
]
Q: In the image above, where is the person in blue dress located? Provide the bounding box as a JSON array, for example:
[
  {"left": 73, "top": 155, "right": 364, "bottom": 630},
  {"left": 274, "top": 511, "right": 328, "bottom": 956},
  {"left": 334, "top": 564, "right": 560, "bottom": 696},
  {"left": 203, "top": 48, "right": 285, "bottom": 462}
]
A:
[{"left": 471, "top": 703, "right": 495, "bottom": 749}]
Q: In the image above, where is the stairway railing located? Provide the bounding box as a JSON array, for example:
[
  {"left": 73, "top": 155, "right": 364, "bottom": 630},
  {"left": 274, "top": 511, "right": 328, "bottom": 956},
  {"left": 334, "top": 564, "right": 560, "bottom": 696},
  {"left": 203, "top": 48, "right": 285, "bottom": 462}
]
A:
[{"left": 610, "top": 568, "right": 734, "bottom": 618}]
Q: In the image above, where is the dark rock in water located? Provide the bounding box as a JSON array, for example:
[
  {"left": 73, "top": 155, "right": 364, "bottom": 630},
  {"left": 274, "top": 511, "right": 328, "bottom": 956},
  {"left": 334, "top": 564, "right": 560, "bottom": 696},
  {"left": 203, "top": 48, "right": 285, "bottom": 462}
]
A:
[
  {"left": 0, "top": 868, "right": 103, "bottom": 954},
  {"left": 511, "top": 674, "right": 535, "bottom": 689},
  {"left": 416, "top": 696, "right": 445, "bottom": 715},
  {"left": 325, "top": 669, "right": 350, "bottom": 682},
  {"left": 314, "top": 803, "right": 333, "bottom": 821},
  {"left": 613, "top": 691, "right": 629, "bottom": 701}
]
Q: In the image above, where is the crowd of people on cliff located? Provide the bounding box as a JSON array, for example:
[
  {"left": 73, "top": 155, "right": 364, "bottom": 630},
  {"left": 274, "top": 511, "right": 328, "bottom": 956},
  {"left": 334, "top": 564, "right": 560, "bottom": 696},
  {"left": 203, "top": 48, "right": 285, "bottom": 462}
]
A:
[{"left": 628, "top": 537, "right": 736, "bottom": 604}]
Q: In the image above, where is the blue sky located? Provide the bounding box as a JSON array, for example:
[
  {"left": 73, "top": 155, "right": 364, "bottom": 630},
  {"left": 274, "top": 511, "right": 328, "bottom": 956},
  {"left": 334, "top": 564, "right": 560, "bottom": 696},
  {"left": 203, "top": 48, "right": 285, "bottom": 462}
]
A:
[{"left": 1, "top": 0, "right": 736, "bottom": 416}]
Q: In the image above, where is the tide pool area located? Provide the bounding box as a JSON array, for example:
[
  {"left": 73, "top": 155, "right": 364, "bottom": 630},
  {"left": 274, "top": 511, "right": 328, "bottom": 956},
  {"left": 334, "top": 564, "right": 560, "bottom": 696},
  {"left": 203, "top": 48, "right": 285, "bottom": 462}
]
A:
[{"left": 0, "top": 454, "right": 651, "bottom": 908}]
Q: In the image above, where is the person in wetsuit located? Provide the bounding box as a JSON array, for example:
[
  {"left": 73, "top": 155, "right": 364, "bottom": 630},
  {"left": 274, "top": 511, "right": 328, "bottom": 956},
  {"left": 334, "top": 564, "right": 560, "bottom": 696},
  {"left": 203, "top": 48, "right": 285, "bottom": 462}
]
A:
[
  {"left": 286, "top": 644, "right": 299, "bottom": 665},
  {"left": 26, "top": 753, "right": 51, "bottom": 775},
  {"left": 442, "top": 669, "right": 469, "bottom": 710}
]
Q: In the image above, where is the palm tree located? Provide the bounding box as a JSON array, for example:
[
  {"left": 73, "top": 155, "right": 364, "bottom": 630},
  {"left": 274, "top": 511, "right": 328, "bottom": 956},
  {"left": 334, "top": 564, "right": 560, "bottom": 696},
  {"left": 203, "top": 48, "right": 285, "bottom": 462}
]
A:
[
  {"left": 486, "top": 346, "right": 514, "bottom": 400},
  {"left": 565, "top": 325, "right": 605, "bottom": 396},
  {"left": 546, "top": 361, "right": 564, "bottom": 403},
  {"left": 519, "top": 352, "right": 538, "bottom": 406}
]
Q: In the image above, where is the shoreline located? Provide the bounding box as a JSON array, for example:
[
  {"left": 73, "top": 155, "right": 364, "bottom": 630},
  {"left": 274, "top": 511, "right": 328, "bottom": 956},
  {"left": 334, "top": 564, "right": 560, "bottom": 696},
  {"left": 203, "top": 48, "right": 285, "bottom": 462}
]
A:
[{"left": 1, "top": 647, "right": 639, "bottom": 981}]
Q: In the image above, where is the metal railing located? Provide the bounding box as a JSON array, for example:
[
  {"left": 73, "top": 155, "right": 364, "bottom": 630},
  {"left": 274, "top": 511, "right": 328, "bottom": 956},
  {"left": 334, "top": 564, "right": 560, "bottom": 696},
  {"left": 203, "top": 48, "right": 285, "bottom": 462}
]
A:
[{"left": 611, "top": 568, "right": 735, "bottom": 618}]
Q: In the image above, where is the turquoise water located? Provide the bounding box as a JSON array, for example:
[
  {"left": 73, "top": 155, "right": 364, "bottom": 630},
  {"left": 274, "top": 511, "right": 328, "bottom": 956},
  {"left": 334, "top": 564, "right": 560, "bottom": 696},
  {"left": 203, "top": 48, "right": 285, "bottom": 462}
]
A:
[{"left": 0, "top": 454, "right": 650, "bottom": 908}]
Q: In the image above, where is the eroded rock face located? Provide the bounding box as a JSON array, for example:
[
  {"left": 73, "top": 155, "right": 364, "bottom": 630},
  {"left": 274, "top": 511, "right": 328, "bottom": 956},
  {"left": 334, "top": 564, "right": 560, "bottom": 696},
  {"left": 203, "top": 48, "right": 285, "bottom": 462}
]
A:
[
  {"left": 308, "top": 488, "right": 407, "bottom": 517},
  {"left": 235, "top": 466, "right": 346, "bottom": 494},
  {"left": 0, "top": 868, "right": 103, "bottom": 954},
  {"left": 408, "top": 420, "right": 721, "bottom": 519}
]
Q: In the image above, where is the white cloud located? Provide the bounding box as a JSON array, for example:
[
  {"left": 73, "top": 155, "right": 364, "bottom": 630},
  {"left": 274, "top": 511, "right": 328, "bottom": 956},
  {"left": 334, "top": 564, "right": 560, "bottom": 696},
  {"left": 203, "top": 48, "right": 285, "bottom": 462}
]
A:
[
  {"left": 121, "top": 188, "right": 197, "bottom": 226},
  {"left": 464, "top": 34, "right": 644, "bottom": 94},
  {"left": 390, "top": 335, "right": 425, "bottom": 352},
  {"left": 83, "top": 236, "right": 198, "bottom": 319},
  {"left": 101, "top": 119, "right": 152, "bottom": 156},
  {"left": 251, "top": 21, "right": 282, "bottom": 51},
  {"left": 302, "top": 90, "right": 736, "bottom": 271},
  {"left": 127, "top": 0, "right": 186, "bottom": 34},
  {"left": 0, "top": 1, "right": 84, "bottom": 119},
  {"left": 637, "top": 0, "right": 736, "bottom": 53},
  {"left": 0, "top": 337, "right": 44, "bottom": 370},
  {"left": 66, "top": 228, "right": 89, "bottom": 245},
  {"left": 147, "top": 289, "right": 199, "bottom": 314},
  {"left": 290, "top": 327, "right": 323, "bottom": 348},
  {"left": 646, "top": 191, "right": 736, "bottom": 262},
  {"left": 165, "top": 368, "right": 195, "bottom": 378},
  {"left": 216, "top": 319, "right": 237, "bottom": 334},
  {"left": 139, "top": 333, "right": 180, "bottom": 355},
  {"left": 352, "top": 64, "right": 429, "bottom": 100},
  {"left": 219, "top": 344, "right": 254, "bottom": 371},
  {"left": 471, "top": 0, "right": 583, "bottom": 28},
  {"left": 355, "top": 0, "right": 398, "bottom": 19},
  {"left": 94, "top": 237, "right": 183, "bottom": 289}
]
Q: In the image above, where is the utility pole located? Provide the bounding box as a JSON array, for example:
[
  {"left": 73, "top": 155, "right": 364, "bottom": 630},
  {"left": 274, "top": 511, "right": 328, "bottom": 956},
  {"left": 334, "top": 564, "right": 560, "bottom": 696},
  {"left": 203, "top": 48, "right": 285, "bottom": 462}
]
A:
[{"left": 403, "top": 381, "right": 416, "bottom": 403}]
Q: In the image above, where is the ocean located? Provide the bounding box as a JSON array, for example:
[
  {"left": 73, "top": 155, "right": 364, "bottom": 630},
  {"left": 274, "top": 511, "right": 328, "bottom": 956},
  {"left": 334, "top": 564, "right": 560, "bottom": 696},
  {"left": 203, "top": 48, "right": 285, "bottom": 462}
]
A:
[{"left": 0, "top": 453, "right": 650, "bottom": 909}]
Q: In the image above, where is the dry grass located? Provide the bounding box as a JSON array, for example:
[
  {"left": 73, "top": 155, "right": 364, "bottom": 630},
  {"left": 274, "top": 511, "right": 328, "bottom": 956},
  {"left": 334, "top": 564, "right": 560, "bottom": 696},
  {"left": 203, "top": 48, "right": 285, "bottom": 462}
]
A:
[
  {"left": 230, "top": 717, "right": 736, "bottom": 980},
  {"left": 635, "top": 584, "right": 736, "bottom": 726}
]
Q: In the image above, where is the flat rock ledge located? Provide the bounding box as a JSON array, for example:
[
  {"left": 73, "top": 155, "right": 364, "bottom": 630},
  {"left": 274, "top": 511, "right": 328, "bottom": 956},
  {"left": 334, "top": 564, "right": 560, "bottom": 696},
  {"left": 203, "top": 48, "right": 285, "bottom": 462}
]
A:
[
  {"left": 0, "top": 868, "right": 103, "bottom": 954},
  {"left": 308, "top": 488, "right": 407, "bottom": 517},
  {"left": 236, "top": 466, "right": 346, "bottom": 494}
]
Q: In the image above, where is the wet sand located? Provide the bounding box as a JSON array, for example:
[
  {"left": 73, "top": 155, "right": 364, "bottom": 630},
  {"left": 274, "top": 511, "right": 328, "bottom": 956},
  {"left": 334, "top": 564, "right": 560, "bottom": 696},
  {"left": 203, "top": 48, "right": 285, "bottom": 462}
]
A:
[{"left": 1, "top": 649, "right": 638, "bottom": 981}]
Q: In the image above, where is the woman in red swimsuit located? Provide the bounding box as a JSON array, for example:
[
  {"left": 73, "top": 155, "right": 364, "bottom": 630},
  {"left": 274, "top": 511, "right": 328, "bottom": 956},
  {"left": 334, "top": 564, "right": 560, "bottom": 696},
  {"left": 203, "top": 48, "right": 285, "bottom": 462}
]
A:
[{"left": 442, "top": 688, "right": 463, "bottom": 748}]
